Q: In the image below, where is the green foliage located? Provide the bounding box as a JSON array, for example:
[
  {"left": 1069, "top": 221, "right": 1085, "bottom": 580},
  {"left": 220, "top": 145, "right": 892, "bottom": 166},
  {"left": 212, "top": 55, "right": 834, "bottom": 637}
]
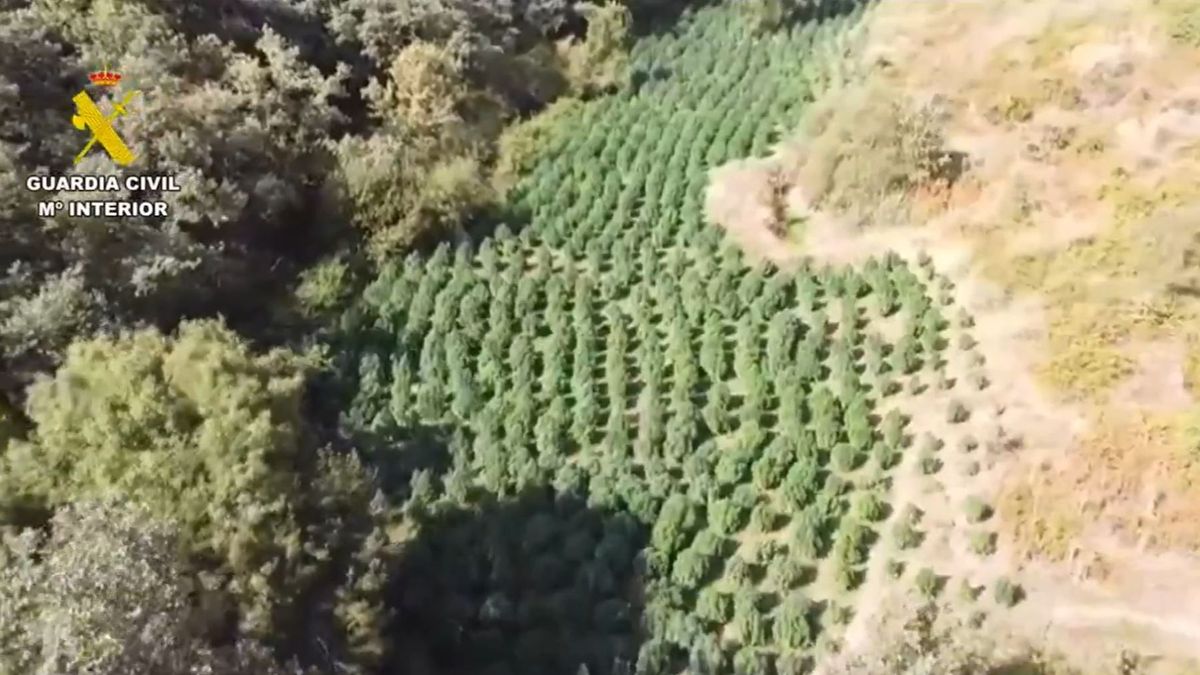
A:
[
  {"left": 561, "top": 3, "right": 632, "bottom": 95},
  {"left": 653, "top": 494, "right": 700, "bottom": 557},
  {"left": 774, "top": 553, "right": 811, "bottom": 590},
  {"left": 893, "top": 521, "right": 923, "bottom": 551},
  {"left": 696, "top": 587, "right": 733, "bottom": 626},
  {"left": 831, "top": 443, "right": 862, "bottom": 473},
  {"left": 0, "top": 2, "right": 972, "bottom": 673},
  {"left": 969, "top": 531, "right": 997, "bottom": 556},
  {"left": 853, "top": 490, "right": 887, "bottom": 522},
  {"left": 0, "top": 501, "right": 289, "bottom": 674},
  {"left": 337, "top": 132, "right": 494, "bottom": 258},
  {"left": 918, "top": 449, "right": 942, "bottom": 476},
  {"left": 330, "top": 6, "right": 954, "bottom": 669},
  {"left": 732, "top": 589, "right": 770, "bottom": 647},
  {"left": 296, "top": 257, "right": 353, "bottom": 316},
  {"left": 873, "top": 441, "right": 899, "bottom": 470},
  {"left": 946, "top": 399, "right": 970, "bottom": 424},
  {"left": 0, "top": 321, "right": 396, "bottom": 659},
  {"left": 993, "top": 577, "right": 1023, "bottom": 607},
  {"left": 791, "top": 81, "right": 961, "bottom": 222},
  {"left": 914, "top": 567, "right": 941, "bottom": 600},
  {"left": 775, "top": 593, "right": 815, "bottom": 649},
  {"left": 963, "top": 496, "right": 992, "bottom": 524},
  {"left": 494, "top": 97, "right": 582, "bottom": 192}
]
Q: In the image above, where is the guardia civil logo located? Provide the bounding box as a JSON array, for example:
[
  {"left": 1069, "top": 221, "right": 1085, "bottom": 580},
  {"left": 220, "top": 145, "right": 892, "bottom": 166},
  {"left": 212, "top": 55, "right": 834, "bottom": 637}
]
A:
[
  {"left": 21, "top": 66, "right": 179, "bottom": 219},
  {"left": 72, "top": 66, "right": 140, "bottom": 166}
]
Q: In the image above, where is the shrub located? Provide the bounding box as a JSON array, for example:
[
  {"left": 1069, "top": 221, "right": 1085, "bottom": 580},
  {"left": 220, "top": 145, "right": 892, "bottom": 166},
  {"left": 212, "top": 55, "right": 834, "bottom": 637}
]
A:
[
  {"left": 886, "top": 559, "right": 905, "bottom": 579},
  {"left": 492, "top": 97, "right": 581, "bottom": 193},
  {"left": 963, "top": 496, "right": 992, "bottom": 523},
  {"left": 295, "top": 257, "right": 352, "bottom": 316},
  {"left": 914, "top": 568, "right": 940, "bottom": 599},
  {"left": 920, "top": 433, "right": 943, "bottom": 453},
  {"left": 893, "top": 521, "right": 922, "bottom": 550},
  {"left": 733, "top": 590, "right": 770, "bottom": 647},
  {"left": 750, "top": 503, "right": 782, "bottom": 533},
  {"left": 936, "top": 371, "right": 955, "bottom": 391},
  {"left": 696, "top": 587, "right": 733, "bottom": 626},
  {"left": 853, "top": 491, "right": 887, "bottom": 522},
  {"left": 792, "top": 510, "right": 825, "bottom": 560},
  {"left": 881, "top": 410, "right": 906, "bottom": 447},
  {"left": 969, "top": 371, "right": 990, "bottom": 390},
  {"left": 946, "top": 400, "right": 970, "bottom": 424},
  {"left": 958, "top": 434, "right": 979, "bottom": 453},
  {"left": 918, "top": 449, "right": 942, "bottom": 475},
  {"left": 727, "top": 557, "right": 758, "bottom": 585},
  {"left": 993, "top": 578, "right": 1023, "bottom": 607},
  {"left": 828, "top": 603, "right": 854, "bottom": 626},
  {"left": 969, "top": 531, "right": 997, "bottom": 556},
  {"left": 671, "top": 549, "right": 713, "bottom": 590},
  {"left": 833, "top": 561, "right": 862, "bottom": 591},
  {"left": 652, "top": 494, "right": 699, "bottom": 556},
  {"left": 907, "top": 376, "right": 925, "bottom": 395},
  {"left": 962, "top": 460, "right": 981, "bottom": 477},
  {"left": 0, "top": 321, "right": 367, "bottom": 637},
  {"left": 832, "top": 443, "right": 861, "bottom": 473},
  {"left": 776, "top": 593, "right": 815, "bottom": 649},
  {"left": 559, "top": 3, "right": 632, "bottom": 95},
  {"left": 787, "top": 82, "right": 961, "bottom": 223},
  {"left": 958, "top": 333, "right": 978, "bottom": 350},
  {"left": 709, "top": 497, "right": 749, "bottom": 537},
  {"left": 733, "top": 647, "right": 772, "bottom": 675},
  {"left": 873, "top": 442, "right": 899, "bottom": 470},
  {"left": 775, "top": 555, "right": 811, "bottom": 589}
]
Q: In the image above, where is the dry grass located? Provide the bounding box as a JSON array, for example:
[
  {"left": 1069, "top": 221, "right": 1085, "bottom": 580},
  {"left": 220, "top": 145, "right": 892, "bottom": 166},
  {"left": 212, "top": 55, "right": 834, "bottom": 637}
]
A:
[
  {"left": 780, "top": 81, "right": 961, "bottom": 226},
  {"left": 997, "top": 468, "right": 1087, "bottom": 563},
  {"left": 793, "top": 0, "right": 1200, "bottom": 556}
]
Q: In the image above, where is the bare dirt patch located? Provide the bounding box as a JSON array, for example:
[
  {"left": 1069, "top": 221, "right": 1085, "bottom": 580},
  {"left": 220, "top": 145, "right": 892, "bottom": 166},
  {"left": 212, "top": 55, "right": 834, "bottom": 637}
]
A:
[
  {"left": 704, "top": 158, "right": 802, "bottom": 266},
  {"left": 1111, "top": 340, "right": 1194, "bottom": 413}
]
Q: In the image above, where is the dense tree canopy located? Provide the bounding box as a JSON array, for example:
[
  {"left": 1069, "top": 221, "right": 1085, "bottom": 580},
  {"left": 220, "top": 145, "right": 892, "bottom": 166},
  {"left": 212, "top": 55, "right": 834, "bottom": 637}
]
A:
[{"left": 0, "top": 320, "right": 400, "bottom": 671}]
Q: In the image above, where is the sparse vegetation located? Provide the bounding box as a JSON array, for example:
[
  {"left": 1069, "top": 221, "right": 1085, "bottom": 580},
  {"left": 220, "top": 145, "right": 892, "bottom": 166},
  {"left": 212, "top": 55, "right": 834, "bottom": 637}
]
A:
[
  {"left": 993, "top": 577, "right": 1023, "bottom": 608},
  {"left": 894, "top": 521, "right": 923, "bottom": 550},
  {"left": 947, "top": 399, "right": 970, "bottom": 424},
  {"left": 785, "top": 82, "right": 963, "bottom": 224},
  {"left": 964, "top": 496, "right": 992, "bottom": 524},
  {"left": 5, "top": 0, "right": 1135, "bottom": 670},
  {"left": 970, "top": 531, "right": 998, "bottom": 556},
  {"left": 914, "top": 567, "right": 941, "bottom": 599}
]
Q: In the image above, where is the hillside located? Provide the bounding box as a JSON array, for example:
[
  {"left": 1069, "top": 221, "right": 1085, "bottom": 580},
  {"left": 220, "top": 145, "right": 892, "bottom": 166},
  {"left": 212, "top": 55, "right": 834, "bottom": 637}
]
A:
[
  {"left": 708, "top": 0, "right": 1200, "bottom": 669},
  {"left": 2, "top": 0, "right": 1199, "bottom": 674}
]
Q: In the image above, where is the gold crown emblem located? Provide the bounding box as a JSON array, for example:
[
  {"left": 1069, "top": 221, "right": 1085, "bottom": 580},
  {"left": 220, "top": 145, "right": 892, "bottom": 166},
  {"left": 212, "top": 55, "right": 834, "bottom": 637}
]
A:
[{"left": 88, "top": 68, "right": 122, "bottom": 86}]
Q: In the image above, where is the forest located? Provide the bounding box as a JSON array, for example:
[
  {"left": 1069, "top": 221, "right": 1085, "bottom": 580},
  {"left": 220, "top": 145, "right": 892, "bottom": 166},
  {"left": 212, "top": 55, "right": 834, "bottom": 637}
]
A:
[{"left": 0, "top": 0, "right": 1025, "bottom": 674}]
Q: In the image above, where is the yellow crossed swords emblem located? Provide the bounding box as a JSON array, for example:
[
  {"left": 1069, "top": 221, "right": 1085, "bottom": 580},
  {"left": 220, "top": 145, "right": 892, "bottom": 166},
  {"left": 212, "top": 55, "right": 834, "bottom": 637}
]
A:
[{"left": 72, "top": 89, "right": 140, "bottom": 166}]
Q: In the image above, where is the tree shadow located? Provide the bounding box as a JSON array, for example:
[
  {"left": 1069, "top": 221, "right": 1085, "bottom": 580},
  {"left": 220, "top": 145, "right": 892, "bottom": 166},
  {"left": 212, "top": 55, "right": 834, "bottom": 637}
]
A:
[
  {"left": 386, "top": 483, "right": 650, "bottom": 675},
  {"left": 782, "top": 0, "right": 871, "bottom": 30},
  {"left": 627, "top": 0, "right": 721, "bottom": 39}
]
